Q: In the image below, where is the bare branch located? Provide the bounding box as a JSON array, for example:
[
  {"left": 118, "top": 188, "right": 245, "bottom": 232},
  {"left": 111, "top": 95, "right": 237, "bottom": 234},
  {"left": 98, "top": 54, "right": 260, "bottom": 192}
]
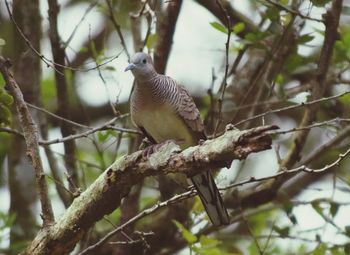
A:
[
  {"left": 0, "top": 57, "right": 54, "bottom": 226},
  {"left": 234, "top": 90, "right": 350, "bottom": 128},
  {"left": 264, "top": 0, "right": 323, "bottom": 22},
  {"left": 214, "top": 0, "right": 231, "bottom": 136},
  {"left": 105, "top": 0, "right": 130, "bottom": 60},
  {"left": 41, "top": 117, "right": 141, "bottom": 145}
]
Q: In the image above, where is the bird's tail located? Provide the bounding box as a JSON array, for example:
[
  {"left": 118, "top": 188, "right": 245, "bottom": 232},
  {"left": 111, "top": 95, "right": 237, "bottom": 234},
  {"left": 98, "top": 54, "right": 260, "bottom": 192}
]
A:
[{"left": 191, "top": 171, "right": 230, "bottom": 226}]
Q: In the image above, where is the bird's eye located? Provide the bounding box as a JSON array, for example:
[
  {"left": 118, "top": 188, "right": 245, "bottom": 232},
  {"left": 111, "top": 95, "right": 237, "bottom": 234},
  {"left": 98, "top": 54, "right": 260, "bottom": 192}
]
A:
[{"left": 142, "top": 59, "right": 147, "bottom": 64}]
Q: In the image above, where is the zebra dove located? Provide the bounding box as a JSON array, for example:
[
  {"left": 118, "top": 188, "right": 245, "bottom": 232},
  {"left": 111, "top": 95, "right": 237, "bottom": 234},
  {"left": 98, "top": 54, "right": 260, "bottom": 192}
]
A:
[{"left": 125, "top": 52, "right": 229, "bottom": 226}]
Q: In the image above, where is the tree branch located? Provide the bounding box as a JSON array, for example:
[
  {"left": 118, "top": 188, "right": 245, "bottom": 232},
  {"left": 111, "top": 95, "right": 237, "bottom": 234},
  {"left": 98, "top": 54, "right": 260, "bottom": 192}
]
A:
[
  {"left": 0, "top": 57, "right": 54, "bottom": 226},
  {"left": 24, "top": 125, "right": 277, "bottom": 254},
  {"left": 48, "top": 0, "right": 78, "bottom": 193},
  {"left": 154, "top": 0, "right": 183, "bottom": 74}
]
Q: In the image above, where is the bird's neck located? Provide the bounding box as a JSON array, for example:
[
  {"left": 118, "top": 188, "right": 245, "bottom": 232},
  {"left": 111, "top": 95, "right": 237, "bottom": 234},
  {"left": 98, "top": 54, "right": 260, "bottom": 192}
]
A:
[
  {"left": 134, "top": 70, "right": 158, "bottom": 83},
  {"left": 134, "top": 74, "right": 164, "bottom": 103}
]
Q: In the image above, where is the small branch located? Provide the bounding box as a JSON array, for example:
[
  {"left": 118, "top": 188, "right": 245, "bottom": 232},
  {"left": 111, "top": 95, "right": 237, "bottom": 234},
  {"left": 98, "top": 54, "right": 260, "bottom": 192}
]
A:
[
  {"left": 0, "top": 126, "right": 23, "bottom": 137},
  {"left": 26, "top": 102, "right": 90, "bottom": 129},
  {"left": 264, "top": 0, "right": 323, "bottom": 22},
  {"left": 5, "top": 0, "right": 121, "bottom": 73},
  {"left": 41, "top": 117, "right": 141, "bottom": 145},
  {"left": 64, "top": 0, "right": 100, "bottom": 49},
  {"left": 0, "top": 57, "right": 54, "bottom": 226},
  {"left": 281, "top": 0, "right": 343, "bottom": 169},
  {"left": 222, "top": 146, "right": 350, "bottom": 192},
  {"left": 105, "top": 0, "right": 130, "bottom": 60},
  {"left": 234, "top": 90, "right": 350, "bottom": 127},
  {"left": 78, "top": 190, "right": 195, "bottom": 255},
  {"left": 214, "top": 0, "right": 231, "bottom": 136},
  {"left": 271, "top": 118, "right": 350, "bottom": 135},
  {"left": 0, "top": 115, "right": 140, "bottom": 145}
]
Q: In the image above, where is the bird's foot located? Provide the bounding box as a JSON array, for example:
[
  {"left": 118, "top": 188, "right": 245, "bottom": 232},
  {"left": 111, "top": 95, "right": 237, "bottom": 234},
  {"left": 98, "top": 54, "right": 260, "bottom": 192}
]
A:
[
  {"left": 142, "top": 139, "right": 176, "bottom": 158},
  {"left": 139, "top": 137, "right": 153, "bottom": 150}
]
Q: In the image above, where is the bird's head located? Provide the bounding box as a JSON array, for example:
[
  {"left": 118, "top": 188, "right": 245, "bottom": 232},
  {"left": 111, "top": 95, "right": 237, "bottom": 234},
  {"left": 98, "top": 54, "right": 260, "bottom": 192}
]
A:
[{"left": 124, "top": 52, "right": 157, "bottom": 80}]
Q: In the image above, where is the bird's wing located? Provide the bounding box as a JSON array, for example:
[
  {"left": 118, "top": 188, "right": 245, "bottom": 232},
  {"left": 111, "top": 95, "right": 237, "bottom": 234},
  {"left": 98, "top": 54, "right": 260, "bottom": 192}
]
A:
[{"left": 175, "top": 83, "right": 206, "bottom": 140}]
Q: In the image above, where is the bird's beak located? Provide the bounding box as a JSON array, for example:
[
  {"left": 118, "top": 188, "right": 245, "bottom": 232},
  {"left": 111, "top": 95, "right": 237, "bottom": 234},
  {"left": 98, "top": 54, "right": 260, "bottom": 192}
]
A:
[{"left": 124, "top": 63, "right": 136, "bottom": 72}]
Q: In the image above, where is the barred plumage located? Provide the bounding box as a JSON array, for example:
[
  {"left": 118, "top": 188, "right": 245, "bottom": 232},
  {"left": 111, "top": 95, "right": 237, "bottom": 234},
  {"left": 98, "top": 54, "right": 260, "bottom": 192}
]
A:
[{"left": 126, "top": 52, "right": 229, "bottom": 226}]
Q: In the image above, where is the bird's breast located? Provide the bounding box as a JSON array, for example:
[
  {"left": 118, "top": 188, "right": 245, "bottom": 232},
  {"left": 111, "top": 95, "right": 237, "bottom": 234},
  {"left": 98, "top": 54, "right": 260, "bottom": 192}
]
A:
[{"left": 131, "top": 101, "right": 197, "bottom": 149}]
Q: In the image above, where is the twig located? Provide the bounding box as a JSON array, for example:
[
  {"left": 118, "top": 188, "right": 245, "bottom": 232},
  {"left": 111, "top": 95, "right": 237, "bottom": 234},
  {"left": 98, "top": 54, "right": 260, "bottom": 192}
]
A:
[
  {"left": 78, "top": 190, "right": 196, "bottom": 255},
  {"left": 213, "top": 0, "right": 231, "bottom": 136},
  {"left": 5, "top": 0, "right": 121, "bottom": 73},
  {"left": 80, "top": 145, "right": 350, "bottom": 254},
  {"left": 41, "top": 117, "right": 141, "bottom": 145},
  {"left": 64, "top": 0, "right": 100, "bottom": 49},
  {"left": 271, "top": 118, "right": 350, "bottom": 135},
  {"left": 239, "top": 207, "right": 263, "bottom": 255},
  {"left": 26, "top": 102, "right": 90, "bottom": 129},
  {"left": 105, "top": 0, "right": 130, "bottom": 60},
  {"left": 264, "top": 0, "right": 323, "bottom": 22},
  {"left": 281, "top": 0, "right": 343, "bottom": 170},
  {"left": 0, "top": 127, "right": 23, "bottom": 137},
  {"left": 0, "top": 57, "right": 54, "bottom": 226},
  {"left": 300, "top": 125, "right": 350, "bottom": 166},
  {"left": 4, "top": 0, "right": 62, "bottom": 74},
  {"left": 222, "top": 146, "right": 350, "bottom": 191},
  {"left": 234, "top": 90, "right": 350, "bottom": 127}
]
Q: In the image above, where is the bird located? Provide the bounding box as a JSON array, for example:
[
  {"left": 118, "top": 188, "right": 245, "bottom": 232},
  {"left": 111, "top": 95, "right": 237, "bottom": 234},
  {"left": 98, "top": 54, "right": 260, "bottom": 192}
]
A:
[{"left": 125, "top": 52, "right": 229, "bottom": 226}]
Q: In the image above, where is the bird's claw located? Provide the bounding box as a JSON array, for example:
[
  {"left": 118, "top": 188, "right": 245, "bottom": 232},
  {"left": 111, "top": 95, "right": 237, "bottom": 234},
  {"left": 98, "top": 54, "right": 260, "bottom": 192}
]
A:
[{"left": 142, "top": 139, "right": 176, "bottom": 158}]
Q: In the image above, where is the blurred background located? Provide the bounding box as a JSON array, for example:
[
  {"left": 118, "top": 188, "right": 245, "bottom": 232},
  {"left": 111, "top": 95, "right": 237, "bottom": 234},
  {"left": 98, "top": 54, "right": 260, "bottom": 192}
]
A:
[{"left": 1, "top": 0, "right": 350, "bottom": 254}]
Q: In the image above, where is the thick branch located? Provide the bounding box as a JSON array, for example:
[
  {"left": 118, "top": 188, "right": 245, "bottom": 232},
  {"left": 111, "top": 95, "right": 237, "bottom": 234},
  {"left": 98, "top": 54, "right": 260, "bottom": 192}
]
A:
[
  {"left": 0, "top": 57, "right": 54, "bottom": 226},
  {"left": 48, "top": 0, "right": 78, "bottom": 192},
  {"left": 25, "top": 125, "right": 277, "bottom": 254},
  {"left": 154, "top": 0, "right": 183, "bottom": 74}
]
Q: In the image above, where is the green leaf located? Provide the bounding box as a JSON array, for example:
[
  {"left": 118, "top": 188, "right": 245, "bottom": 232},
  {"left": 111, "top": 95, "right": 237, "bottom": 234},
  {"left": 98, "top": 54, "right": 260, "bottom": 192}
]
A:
[
  {"left": 330, "top": 202, "right": 339, "bottom": 218},
  {"left": 97, "top": 131, "right": 110, "bottom": 142},
  {"left": 311, "top": 200, "right": 324, "bottom": 217},
  {"left": 282, "top": 201, "right": 293, "bottom": 215},
  {"left": 173, "top": 220, "right": 197, "bottom": 244},
  {"left": 104, "top": 66, "right": 116, "bottom": 71},
  {"left": 232, "top": 22, "right": 245, "bottom": 34},
  {"left": 345, "top": 243, "right": 350, "bottom": 254},
  {"left": 312, "top": 243, "right": 327, "bottom": 255},
  {"left": 273, "top": 225, "right": 290, "bottom": 237},
  {"left": 0, "top": 92, "right": 13, "bottom": 106},
  {"left": 310, "top": 0, "right": 331, "bottom": 7},
  {"left": 339, "top": 93, "right": 350, "bottom": 105},
  {"left": 210, "top": 21, "right": 228, "bottom": 34},
  {"left": 298, "top": 34, "right": 315, "bottom": 44},
  {"left": 265, "top": 7, "right": 280, "bottom": 22},
  {"left": 199, "top": 235, "right": 221, "bottom": 248},
  {"left": 345, "top": 226, "right": 350, "bottom": 237},
  {"left": 146, "top": 33, "right": 158, "bottom": 50},
  {"left": 0, "top": 38, "right": 5, "bottom": 46},
  {"left": 0, "top": 105, "right": 11, "bottom": 125}
]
